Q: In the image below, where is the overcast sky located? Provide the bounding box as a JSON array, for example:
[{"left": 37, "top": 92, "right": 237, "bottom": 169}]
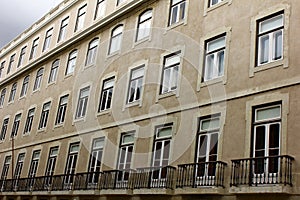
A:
[{"left": 0, "top": 0, "right": 64, "bottom": 48}]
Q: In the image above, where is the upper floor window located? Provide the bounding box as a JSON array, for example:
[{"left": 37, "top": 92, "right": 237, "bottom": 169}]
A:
[
  {"left": 88, "top": 137, "right": 104, "bottom": 184},
  {"left": 7, "top": 54, "right": 15, "bottom": 74},
  {"left": 38, "top": 101, "right": 51, "bottom": 130},
  {"left": 116, "top": 0, "right": 125, "bottom": 6},
  {"left": 136, "top": 9, "right": 152, "bottom": 42},
  {"left": 28, "top": 150, "right": 41, "bottom": 179},
  {"left": 9, "top": 82, "right": 17, "bottom": 102},
  {"left": 24, "top": 108, "right": 35, "bottom": 134},
  {"left": 95, "top": 0, "right": 105, "bottom": 19},
  {"left": 160, "top": 52, "right": 180, "bottom": 94},
  {"left": 30, "top": 38, "right": 39, "bottom": 60},
  {"left": 0, "top": 118, "right": 9, "bottom": 141},
  {"left": 203, "top": 35, "right": 226, "bottom": 82},
  {"left": 56, "top": 95, "right": 69, "bottom": 125},
  {"left": 33, "top": 68, "right": 44, "bottom": 91},
  {"left": 99, "top": 77, "right": 115, "bottom": 112},
  {"left": 76, "top": 86, "right": 90, "bottom": 119},
  {"left": 18, "top": 46, "right": 27, "bottom": 67},
  {"left": 109, "top": 25, "right": 123, "bottom": 55},
  {"left": 20, "top": 75, "right": 30, "bottom": 97},
  {"left": 127, "top": 66, "right": 145, "bottom": 104},
  {"left": 0, "top": 61, "right": 5, "bottom": 78},
  {"left": 66, "top": 50, "right": 77, "bottom": 75},
  {"left": 75, "top": 4, "right": 87, "bottom": 32},
  {"left": 0, "top": 89, "right": 6, "bottom": 107},
  {"left": 86, "top": 38, "right": 99, "bottom": 66},
  {"left": 209, "top": 0, "right": 223, "bottom": 7},
  {"left": 43, "top": 28, "right": 53, "bottom": 52},
  {"left": 45, "top": 146, "right": 59, "bottom": 183},
  {"left": 58, "top": 17, "right": 69, "bottom": 42},
  {"left": 169, "top": 0, "right": 186, "bottom": 26},
  {"left": 257, "top": 13, "right": 284, "bottom": 66},
  {"left": 11, "top": 113, "right": 22, "bottom": 138},
  {"left": 1, "top": 156, "right": 11, "bottom": 180},
  {"left": 48, "top": 60, "right": 59, "bottom": 83}
]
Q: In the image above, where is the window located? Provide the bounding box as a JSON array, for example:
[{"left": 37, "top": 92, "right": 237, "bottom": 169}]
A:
[
  {"left": 24, "top": 108, "right": 35, "bottom": 134},
  {"left": 58, "top": 17, "right": 69, "bottom": 42},
  {"left": 76, "top": 86, "right": 90, "bottom": 119},
  {"left": 66, "top": 50, "right": 77, "bottom": 75},
  {"left": 136, "top": 9, "right": 152, "bottom": 42},
  {"left": 38, "top": 101, "right": 51, "bottom": 130},
  {"left": 88, "top": 138, "right": 104, "bottom": 184},
  {"left": 117, "top": 0, "right": 125, "bottom": 6},
  {"left": 48, "top": 60, "right": 59, "bottom": 83},
  {"left": 28, "top": 150, "right": 40, "bottom": 178},
  {"left": 20, "top": 75, "right": 30, "bottom": 97},
  {"left": 30, "top": 38, "right": 39, "bottom": 60},
  {"left": 14, "top": 154, "right": 25, "bottom": 178},
  {"left": 85, "top": 38, "right": 99, "bottom": 66},
  {"left": 1, "top": 156, "right": 11, "bottom": 180},
  {"left": 75, "top": 4, "right": 87, "bottom": 32},
  {"left": 0, "top": 61, "right": 5, "bottom": 79},
  {"left": 196, "top": 115, "right": 220, "bottom": 178},
  {"left": 64, "top": 143, "right": 80, "bottom": 186},
  {"left": 11, "top": 113, "right": 22, "bottom": 138},
  {"left": 18, "top": 46, "right": 27, "bottom": 67},
  {"left": 203, "top": 35, "right": 226, "bottom": 81},
  {"left": 55, "top": 95, "right": 69, "bottom": 125},
  {"left": 169, "top": 0, "right": 186, "bottom": 26},
  {"left": 43, "top": 28, "right": 53, "bottom": 52},
  {"left": 8, "top": 82, "right": 17, "bottom": 102},
  {"left": 0, "top": 118, "right": 9, "bottom": 141},
  {"left": 0, "top": 88, "right": 6, "bottom": 107},
  {"left": 117, "top": 132, "right": 134, "bottom": 181},
  {"left": 7, "top": 54, "right": 15, "bottom": 74},
  {"left": 152, "top": 124, "right": 172, "bottom": 180},
  {"left": 127, "top": 66, "right": 144, "bottom": 103},
  {"left": 252, "top": 104, "right": 281, "bottom": 176},
  {"left": 95, "top": 0, "right": 105, "bottom": 19},
  {"left": 45, "top": 147, "right": 59, "bottom": 186},
  {"left": 33, "top": 68, "right": 44, "bottom": 91},
  {"left": 209, "top": 0, "right": 223, "bottom": 7},
  {"left": 257, "top": 13, "right": 284, "bottom": 66},
  {"left": 160, "top": 52, "right": 180, "bottom": 94},
  {"left": 109, "top": 25, "right": 123, "bottom": 54},
  {"left": 98, "top": 77, "right": 114, "bottom": 112}
]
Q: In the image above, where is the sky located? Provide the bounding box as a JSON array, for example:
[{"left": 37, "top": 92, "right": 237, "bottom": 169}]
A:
[{"left": 0, "top": 0, "right": 64, "bottom": 48}]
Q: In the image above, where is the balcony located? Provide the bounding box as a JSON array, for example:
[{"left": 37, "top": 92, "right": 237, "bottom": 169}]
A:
[
  {"left": 230, "top": 155, "right": 294, "bottom": 194},
  {"left": 176, "top": 161, "right": 227, "bottom": 194}
]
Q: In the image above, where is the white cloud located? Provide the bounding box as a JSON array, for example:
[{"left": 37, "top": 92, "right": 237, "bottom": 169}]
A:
[{"left": 0, "top": 0, "right": 64, "bottom": 48}]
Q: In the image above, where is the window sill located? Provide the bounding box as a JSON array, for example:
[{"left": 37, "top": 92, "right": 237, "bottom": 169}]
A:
[
  {"left": 37, "top": 128, "right": 46, "bottom": 133},
  {"left": 125, "top": 101, "right": 141, "bottom": 109},
  {"left": 199, "top": 76, "right": 225, "bottom": 90},
  {"left": 64, "top": 73, "right": 74, "bottom": 79},
  {"left": 157, "top": 90, "right": 177, "bottom": 101},
  {"left": 22, "top": 133, "right": 30, "bottom": 137},
  {"left": 7, "top": 101, "right": 15, "bottom": 105},
  {"left": 84, "top": 63, "right": 96, "bottom": 70},
  {"left": 107, "top": 50, "right": 121, "bottom": 59},
  {"left": 134, "top": 36, "right": 151, "bottom": 47},
  {"left": 32, "top": 89, "right": 41, "bottom": 95},
  {"left": 97, "top": 109, "right": 112, "bottom": 117},
  {"left": 19, "top": 96, "right": 26, "bottom": 101},
  {"left": 47, "top": 81, "right": 57, "bottom": 88},
  {"left": 166, "top": 20, "right": 186, "bottom": 32},
  {"left": 73, "top": 117, "right": 86, "bottom": 124},
  {"left": 250, "top": 60, "right": 285, "bottom": 77},
  {"left": 54, "top": 123, "right": 64, "bottom": 129}
]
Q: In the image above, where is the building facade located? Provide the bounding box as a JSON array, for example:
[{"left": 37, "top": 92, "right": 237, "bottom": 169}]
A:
[{"left": 0, "top": 0, "right": 299, "bottom": 200}]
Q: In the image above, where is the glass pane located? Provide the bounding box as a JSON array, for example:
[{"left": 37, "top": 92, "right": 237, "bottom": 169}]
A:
[
  {"left": 163, "top": 140, "right": 170, "bottom": 159},
  {"left": 132, "top": 67, "right": 144, "bottom": 79},
  {"left": 140, "top": 10, "right": 152, "bottom": 21},
  {"left": 269, "top": 123, "right": 280, "bottom": 148},
  {"left": 218, "top": 50, "right": 225, "bottom": 76},
  {"left": 157, "top": 127, "right": 172, "bottom": 138},
  {"left": 165, "top": 54, "right": 180, "bottom": 67},
  {"left": 201, "top": 117, "right": 220, "bottom": 131},
  {"left": 256, "top": 105, "right": 280, "bottom": 121},
  {"left": 94, "top": 138, "right": 104, "bottom": 148},
  {"left": 70, "top": 144, "right": 79, "bottom": 152},
  {"left": 104, "top": 79, "right": 114, "bottom": 89},
  {"left": 205, "top": 54, "right": 214, "bottom": 81},
  {"left": 207, "top": 36, "right": 225, "bottom": 52},
  {"left": 210, "top": 133, "right": 218, "bottom": 155},
  {"left": 122, "top": 134, "right": 134, "bottom": 144},
  {"left": 260, "top": 14, "right": 283, "bottom": 34},
  {"left": 259, "top": 35, "right": 269, "bottom": 64},
  {"left": 198, "top": 135, "right": 208, "bottom": 158},
  {"left": 255, "top": 126, "right": 265, "bottom": 151},
  {"left": 274, "top": 30, "right": 283, "bottom": 60}
]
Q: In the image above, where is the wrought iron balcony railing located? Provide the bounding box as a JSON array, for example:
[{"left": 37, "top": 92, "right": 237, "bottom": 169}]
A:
[
  {"left": 73, "top": 172, "right": 102, "bottom": 190},
  {"left": 176, "top": 161, "right": 227, "bottom": 188},
  {"left": 230, "top": 155, "right": 294, "bottom": 187}
]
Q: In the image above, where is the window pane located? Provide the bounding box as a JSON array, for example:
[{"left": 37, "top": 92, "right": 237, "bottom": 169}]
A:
[
  {"left": 255, "top": 126, "right": 265, "bottom": 151},
  {"left": 157, "top": 127, "right": 172, "bottom": 138},
  {"left": 274, "top": 30, "right": 283, "bottom": 60},
  {"left": 218, "top": 50, "right": 225, "bottom": 76},
  {"left": 256, "top": 105, "right": 281, "bottom": 121},
  {"left": 260, "top": 14, "right": 283, "bottom": 34},
  {"left": 122, "top": 134, "right": 134, "bottom": 144},
  {"left": 259, "top": 35, "right": 269, "bottom": 64},
  {"left": 269, "top": 123, "right": 280, "bottom": 148},
  {"left": 207, "top": 36, "right": 225, "bottom": 52}
]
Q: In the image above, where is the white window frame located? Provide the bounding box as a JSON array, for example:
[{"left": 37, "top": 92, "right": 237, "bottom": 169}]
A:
[
  {"left": 136, "top": 9, "right": 152, "bottom": 42},
  {"left": 85, "top": 38, "right": 99, "bottom": 66},
  {"left": 75, "top": 86, "right": 90, "bottom": 119},
  {"left": 169, "top": 0, "right": 186, "bottom": 26},
  {"left": 75, "top": 4, "right": 87, "bottom": 32},
  {"left": 66, "top": 50, "right": 77, "bottom": 75},
  {"left": 33, "top": 68, "right": 44, "bottom": 91},
  {"left": 55, "top": 95, "right": 69, "bottom": 125},
  {"left": 43, "top": 28, "right": 53, "bottom": 52},
  {"left": 109, "top": 25, "right": 123, "bottom": 55},
  {"left": 98, "top": 77, "right": 115, "bottom": 112},
  {"left": 94, "top": 0, "right": 106, "bottom": 19},
  {"left": 48, "top": 60, "right": 59, "bottom": 84},
  {"left": 20, "top": 75, "right": 30, "bottom": 97}
]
